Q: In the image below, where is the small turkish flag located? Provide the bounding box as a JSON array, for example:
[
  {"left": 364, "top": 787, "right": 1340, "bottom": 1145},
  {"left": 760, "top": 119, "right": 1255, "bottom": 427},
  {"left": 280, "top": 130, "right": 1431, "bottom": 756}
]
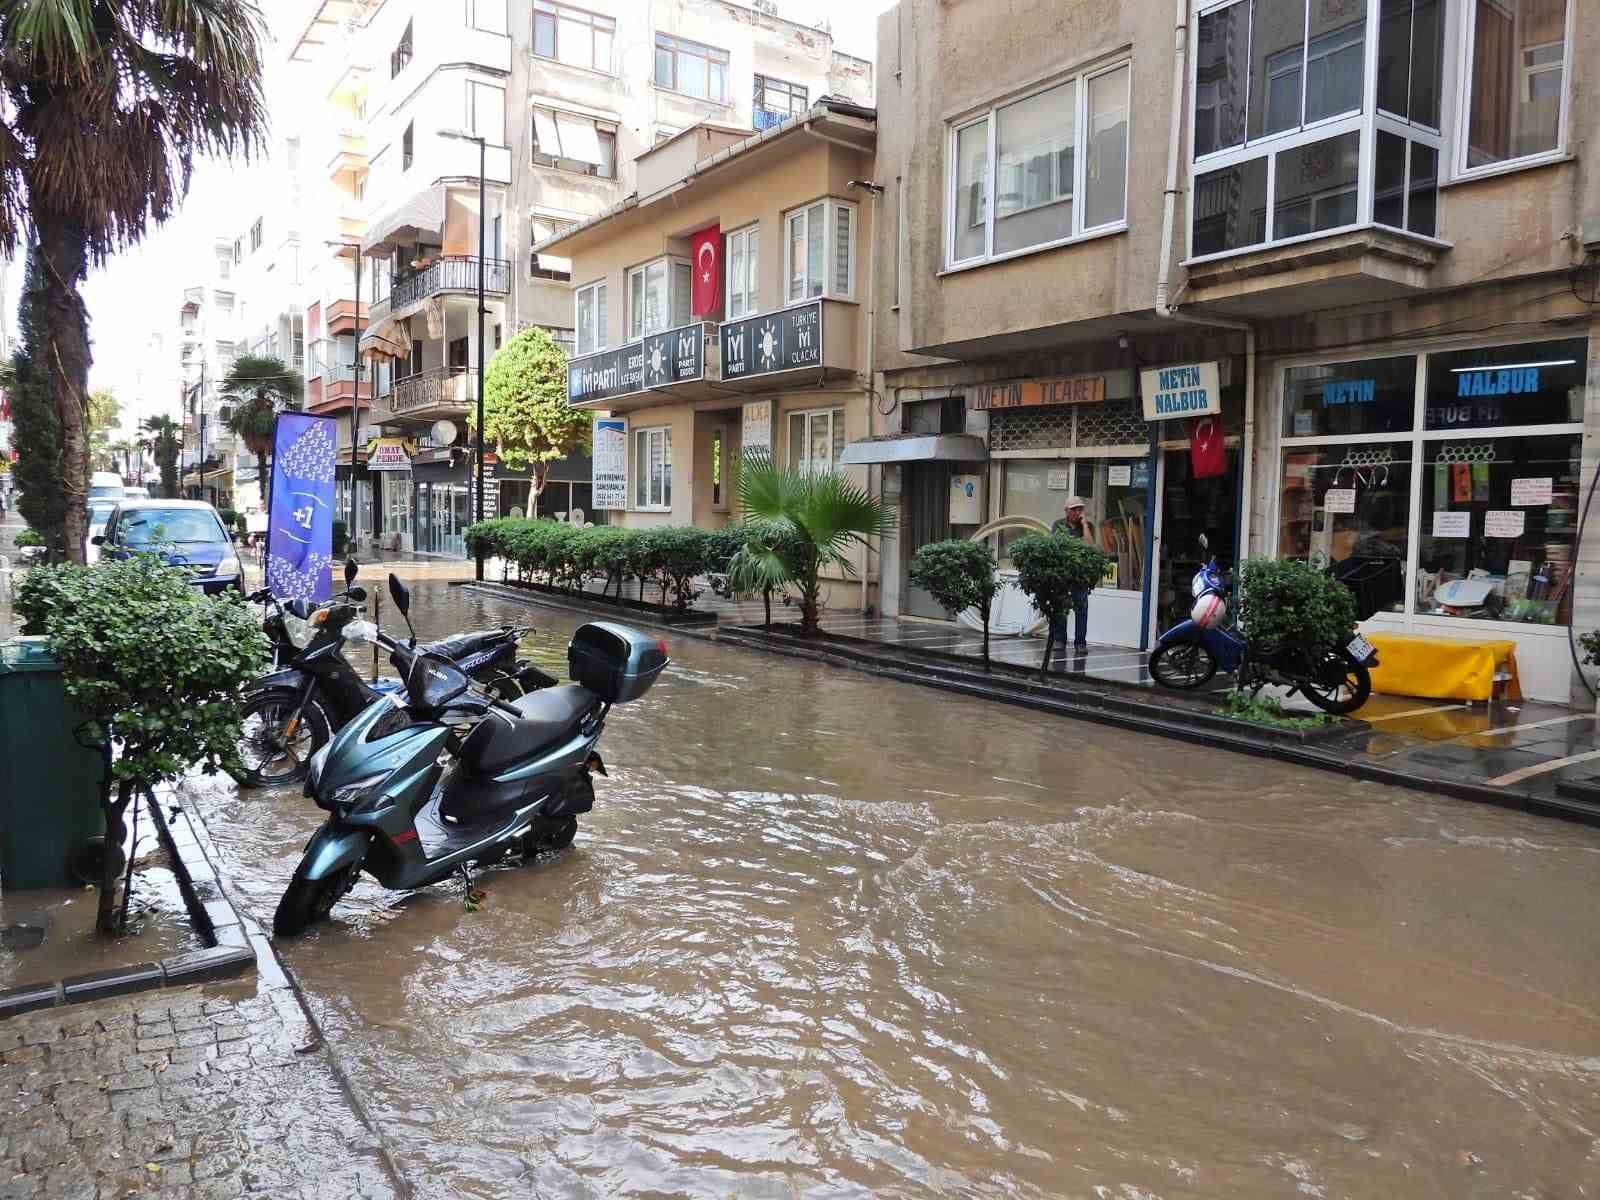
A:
[{"left": 690, "top": 224, "right": 721, "bottom": 320}]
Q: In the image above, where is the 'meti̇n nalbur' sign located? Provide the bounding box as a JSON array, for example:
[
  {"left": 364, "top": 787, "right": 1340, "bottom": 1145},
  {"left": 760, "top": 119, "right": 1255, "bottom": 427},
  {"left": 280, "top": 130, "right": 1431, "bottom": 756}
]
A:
[
  {"left": 969, "top": 375, "right": 1106, "bottom": 411},
  {"left": 1141, "top": 361, "right": 1222, "bottom": 421}
]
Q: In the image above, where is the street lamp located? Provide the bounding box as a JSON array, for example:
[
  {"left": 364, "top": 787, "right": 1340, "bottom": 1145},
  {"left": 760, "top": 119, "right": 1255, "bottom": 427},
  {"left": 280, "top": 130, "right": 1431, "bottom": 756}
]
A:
[
  {"left": 325, "top": 239, "right": 365, "bottom": 555},
  {"left": 440, "top": 127, "right": 488, "bottom": 581}
]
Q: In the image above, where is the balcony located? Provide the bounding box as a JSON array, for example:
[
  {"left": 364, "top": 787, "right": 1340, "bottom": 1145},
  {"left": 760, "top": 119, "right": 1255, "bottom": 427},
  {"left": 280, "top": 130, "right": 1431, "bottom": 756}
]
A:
[
  {"left": 391, "top": 367, "right": 477, "bottom": 421},
  {"left": 372, "top": 256, "right": 510, "bottom": 317},
  {"left": 326, "top": 300, "right": 369, "bottom": 337},
  {"left": 753, "top": 107, "right": 795, "bottom": 132},
  {"left": 328, "top": 130, "right": 368, "bottom": 177},
  {"left": 309, "top": 363, "right": 371, "bottom": 413}
]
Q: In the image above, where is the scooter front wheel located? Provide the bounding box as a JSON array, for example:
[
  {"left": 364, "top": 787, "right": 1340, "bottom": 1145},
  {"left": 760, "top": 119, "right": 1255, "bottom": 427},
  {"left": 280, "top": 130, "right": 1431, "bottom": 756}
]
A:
[
  {"left": 273, "top": 861, "right": 361, "bottom": 937},
  {"left": 1149, "top": 641, "right": 1218, "bottom": 690}
]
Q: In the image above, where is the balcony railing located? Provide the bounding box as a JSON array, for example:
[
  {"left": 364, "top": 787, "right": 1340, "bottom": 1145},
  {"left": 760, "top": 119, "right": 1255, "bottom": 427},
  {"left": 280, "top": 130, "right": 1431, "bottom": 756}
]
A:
[
  {"left": 375, "top": 256, "right": 511, "bottom": 312},
  {"left": 753, "top": 107, "right": 796, "bottom": 132},
  {"left": 391, "top": 367, "right": 476, "bottom": 416}
]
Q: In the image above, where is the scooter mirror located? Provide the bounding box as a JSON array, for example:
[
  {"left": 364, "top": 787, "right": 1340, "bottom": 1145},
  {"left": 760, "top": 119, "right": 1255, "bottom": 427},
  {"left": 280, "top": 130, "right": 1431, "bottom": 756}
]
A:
[
  {"left": 347, "top": 587, "right": 368, "bottom": 602},
  {"left": 344, "top": 558, "right": 359, "bottom": 586},
  {"left": 388, "top": 573, "right": 411, "bottom": 615},
  {"left": 1198, "top": 532, "right": 1209, "bottom": 552}
]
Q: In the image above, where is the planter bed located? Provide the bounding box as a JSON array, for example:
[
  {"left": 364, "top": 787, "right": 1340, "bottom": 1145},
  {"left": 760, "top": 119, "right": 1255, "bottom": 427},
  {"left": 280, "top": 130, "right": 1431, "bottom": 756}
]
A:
[{"left": 460, "top": 578, "right": 718, "bottom": 628}]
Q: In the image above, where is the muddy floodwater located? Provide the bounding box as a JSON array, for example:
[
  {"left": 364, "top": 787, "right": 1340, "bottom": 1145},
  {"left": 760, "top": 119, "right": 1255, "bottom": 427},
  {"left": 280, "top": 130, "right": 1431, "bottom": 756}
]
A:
[{"left": 189, "top": 582, "right": 1600, "bottom": 1199}]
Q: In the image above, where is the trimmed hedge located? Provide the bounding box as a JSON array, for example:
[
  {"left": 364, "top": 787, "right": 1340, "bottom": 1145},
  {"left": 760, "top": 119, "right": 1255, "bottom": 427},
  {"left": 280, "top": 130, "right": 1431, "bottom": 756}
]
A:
[{"left": 465, "top": 518, "right": 740, "bottom": 612}]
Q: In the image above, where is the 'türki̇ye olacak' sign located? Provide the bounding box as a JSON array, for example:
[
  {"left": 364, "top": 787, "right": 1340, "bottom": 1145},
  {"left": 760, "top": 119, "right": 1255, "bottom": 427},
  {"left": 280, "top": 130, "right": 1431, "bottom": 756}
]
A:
[
  {"left": 1140, "top": 361, "right": 1221, "bottom": 420},
  {"left": 722, "top": 301, "right": 822, "bottom": 381},
  {"left": 567, "top": 323, "right": 706, "bottom": 404}
]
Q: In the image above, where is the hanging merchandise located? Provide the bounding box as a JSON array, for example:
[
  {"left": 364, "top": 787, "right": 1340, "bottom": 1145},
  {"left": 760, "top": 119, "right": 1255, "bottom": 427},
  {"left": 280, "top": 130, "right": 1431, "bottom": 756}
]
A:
[
  {"left": 1452, "top": 462, "right": 1472, "bottom": 503},
  {"left": 1434, "top": 462, "right": 1448, "bottom": 507},
  {"left": 1190, "top": 416, "right": 1226, "bottom": 480},
  {"left": 1471, "top": 462, "right": 1490, "bottom": 503}
]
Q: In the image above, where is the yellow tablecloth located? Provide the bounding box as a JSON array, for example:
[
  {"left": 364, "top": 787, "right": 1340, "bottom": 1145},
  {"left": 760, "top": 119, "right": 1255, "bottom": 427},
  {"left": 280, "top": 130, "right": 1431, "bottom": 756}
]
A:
[{"left": 1366, "top": 632, "right": 1521, "bottom": 703}]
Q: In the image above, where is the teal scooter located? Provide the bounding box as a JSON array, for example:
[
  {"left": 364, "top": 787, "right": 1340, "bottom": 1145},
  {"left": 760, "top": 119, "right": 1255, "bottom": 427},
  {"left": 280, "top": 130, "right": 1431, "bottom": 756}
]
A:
[{"left": 273, "top": 573, "right": 668, "bottom": 937}]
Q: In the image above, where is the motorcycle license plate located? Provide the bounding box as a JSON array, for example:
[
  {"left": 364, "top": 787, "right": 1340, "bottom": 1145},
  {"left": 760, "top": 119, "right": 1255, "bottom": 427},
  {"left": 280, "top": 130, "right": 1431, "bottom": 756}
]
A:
[{"left": 1346, "top": 634, "right": 1376, "bottom": 663}]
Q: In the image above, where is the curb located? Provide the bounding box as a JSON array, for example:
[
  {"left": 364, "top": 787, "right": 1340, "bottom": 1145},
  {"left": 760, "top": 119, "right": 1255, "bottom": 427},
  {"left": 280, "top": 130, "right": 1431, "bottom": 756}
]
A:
[{"left": 0, "top": 787, "right": 258, "bottom": 1021}]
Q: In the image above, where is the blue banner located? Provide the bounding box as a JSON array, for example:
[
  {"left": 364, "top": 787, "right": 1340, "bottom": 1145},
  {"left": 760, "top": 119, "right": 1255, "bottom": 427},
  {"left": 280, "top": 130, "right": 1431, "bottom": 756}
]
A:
[{"left": 266, "top": 412, "right": 338, "bottom": 603}]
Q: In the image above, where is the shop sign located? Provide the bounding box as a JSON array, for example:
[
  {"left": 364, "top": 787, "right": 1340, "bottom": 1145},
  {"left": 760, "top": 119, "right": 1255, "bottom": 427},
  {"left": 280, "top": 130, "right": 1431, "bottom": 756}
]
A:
[
  {"left": 1045, "top": 468, "right": 1072, "bottom": 490},
  {"left": 592, "top": 417, "right": 627, "bottom": 511},
  {"left": 722, "top": 302, "right": 822, "bottom": 381},
  {"left": 1107, "top": 465, "right": 1132, "bottom": 487},
  {"left": 1323, "top": 489, "right": 1355, "bottom": 514},
  {"left": 367, "top": 438, "right": 414, "bottom": 471},
  {"left": 742, "top": 400, "right": 774, "bottom": 453},
  {"left": 1455, "top": 367, "right": 1543, "bottom": 397},
  {"left": 1485, "top": 510, "right": 1525, "bottom": 538},
  {"left": 567, "top": 323, "right": 706, "bottom": 405},
  {"left": 1432, "top": 511, "right": 1470, "bottom": 538},
  {"left": 971, "top": 375, "right": 1105, "bottom": 411},
  {"left": 1320, "top": 379, "right": 1376, "bottom": 406},
  {"left": 1141, "top": 361, "right": 1221, "bottom": 421},
  {"left": 1512, "top": 477, "right": 1552, "bottom": 506}
]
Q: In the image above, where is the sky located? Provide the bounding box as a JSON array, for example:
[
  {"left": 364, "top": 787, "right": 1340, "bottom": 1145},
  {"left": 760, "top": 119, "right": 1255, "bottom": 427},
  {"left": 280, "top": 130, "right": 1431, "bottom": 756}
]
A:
[{"left": 70, "top": 0, "right": 899, "bottom": 439}]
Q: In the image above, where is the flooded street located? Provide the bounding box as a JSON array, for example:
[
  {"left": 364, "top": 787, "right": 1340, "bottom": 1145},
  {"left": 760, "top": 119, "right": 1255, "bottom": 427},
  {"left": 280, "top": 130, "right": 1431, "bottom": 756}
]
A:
[{"left": 189, "top": 581, "right": 1600, "bottom": 1199}]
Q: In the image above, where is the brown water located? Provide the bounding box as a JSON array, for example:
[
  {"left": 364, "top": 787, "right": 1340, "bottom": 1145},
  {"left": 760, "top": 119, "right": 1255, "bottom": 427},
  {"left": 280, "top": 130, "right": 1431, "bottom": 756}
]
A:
[{"left": 188, "top": 583, "right": 1600, "bottom": 1199}]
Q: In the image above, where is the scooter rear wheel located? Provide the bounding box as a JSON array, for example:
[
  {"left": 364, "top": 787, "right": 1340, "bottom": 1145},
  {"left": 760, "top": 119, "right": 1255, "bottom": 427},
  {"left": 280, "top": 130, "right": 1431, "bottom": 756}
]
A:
[
  {"left": 521, "top": 816, "right": 578, "bottom": 857},
  {"left": 273, "top": 861, "right": 359, "bottom": 937},
  {"left": 1149, "top": 641, "right": 1218, "bottom": 690}
]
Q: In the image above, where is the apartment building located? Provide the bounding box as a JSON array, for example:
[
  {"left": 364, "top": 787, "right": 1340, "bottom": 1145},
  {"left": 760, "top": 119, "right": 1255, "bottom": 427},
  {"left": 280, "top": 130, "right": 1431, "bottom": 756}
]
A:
[
  {"left": 864, "top": 0, "right": 1596, "bottom": 703},
  {"left": 175, "top": 236, "right": 247, "bottom": 506},
  {"left": 547, "top": 101, "right": 878, "bottom": 597}
]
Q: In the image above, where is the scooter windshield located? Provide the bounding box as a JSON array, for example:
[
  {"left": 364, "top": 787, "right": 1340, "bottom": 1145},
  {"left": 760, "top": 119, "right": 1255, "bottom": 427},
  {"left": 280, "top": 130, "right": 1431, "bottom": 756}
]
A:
[{"left": 406, "top": 653, "right": 471, "bottom": 709}]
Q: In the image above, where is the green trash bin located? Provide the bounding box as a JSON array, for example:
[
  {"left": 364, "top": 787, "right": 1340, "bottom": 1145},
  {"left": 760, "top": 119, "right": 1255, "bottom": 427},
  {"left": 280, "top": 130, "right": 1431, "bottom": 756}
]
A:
[{"left": 0, "top": 636, "right": 108, "bottom": 891}]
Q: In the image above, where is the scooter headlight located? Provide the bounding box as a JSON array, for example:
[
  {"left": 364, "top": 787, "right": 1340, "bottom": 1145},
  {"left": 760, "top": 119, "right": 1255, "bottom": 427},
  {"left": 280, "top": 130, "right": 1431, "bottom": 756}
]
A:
[{"left": 326, "top": 772, "right": 390, "bottom": 815}]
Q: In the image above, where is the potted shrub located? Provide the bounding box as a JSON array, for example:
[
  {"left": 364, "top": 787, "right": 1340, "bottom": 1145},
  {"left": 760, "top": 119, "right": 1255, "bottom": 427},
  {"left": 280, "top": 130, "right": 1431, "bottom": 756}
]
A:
[
  {"left": 15, "top": 558, "right": 268, "bottom": 933},
  {"left": 909, "top": 539, "right": 1002, "bottom": 670},
  {"left": 1007, "top": 533, "right": 1112, "bottom": 675}
]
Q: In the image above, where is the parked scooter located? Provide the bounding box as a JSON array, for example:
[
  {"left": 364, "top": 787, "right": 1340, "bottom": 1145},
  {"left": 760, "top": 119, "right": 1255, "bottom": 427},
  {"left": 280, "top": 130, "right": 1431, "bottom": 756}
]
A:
[
  {"left": 272, "top": 573, "right": 667, "bottom": 937},
  {"left": 234, "top": 561, "right": 554, "bottom": 788},
  {"left": 1147, "top": 544, "right": 1379, "bottom": 715}
]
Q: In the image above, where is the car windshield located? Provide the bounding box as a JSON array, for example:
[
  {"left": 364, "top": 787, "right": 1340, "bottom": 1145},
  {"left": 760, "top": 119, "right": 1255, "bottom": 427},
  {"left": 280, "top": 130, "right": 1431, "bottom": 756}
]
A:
[
  {"left": 117, "top": 509, "right": 223, "bottom": 546},
  {"left": 88, "top": 503, "right": 117, "bottom": 526}
]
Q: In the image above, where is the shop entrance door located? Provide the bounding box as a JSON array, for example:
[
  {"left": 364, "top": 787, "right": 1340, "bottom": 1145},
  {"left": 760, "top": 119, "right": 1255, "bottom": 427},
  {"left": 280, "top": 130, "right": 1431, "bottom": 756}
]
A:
[
  {"left": 1149, "top": 445, "right": 1240, "bottom": 638},
  {"left": 904, "top": 462, "right": 954, "bottom": 619}
]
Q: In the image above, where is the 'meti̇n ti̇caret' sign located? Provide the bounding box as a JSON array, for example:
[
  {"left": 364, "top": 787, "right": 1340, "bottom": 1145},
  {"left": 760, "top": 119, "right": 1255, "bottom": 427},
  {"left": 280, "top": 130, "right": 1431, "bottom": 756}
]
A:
[
  {"left": 969, "top": 375, "right": 1105, "bottom": 411},
  {"left": 1141, "top": 361, "right": 1222, "bottom": 421}
]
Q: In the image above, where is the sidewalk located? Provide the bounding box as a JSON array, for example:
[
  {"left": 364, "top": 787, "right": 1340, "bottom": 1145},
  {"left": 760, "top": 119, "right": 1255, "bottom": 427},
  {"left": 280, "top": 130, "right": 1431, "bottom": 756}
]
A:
[{"left": 0, "top": 981, "right": 402, "bottom": 1199}]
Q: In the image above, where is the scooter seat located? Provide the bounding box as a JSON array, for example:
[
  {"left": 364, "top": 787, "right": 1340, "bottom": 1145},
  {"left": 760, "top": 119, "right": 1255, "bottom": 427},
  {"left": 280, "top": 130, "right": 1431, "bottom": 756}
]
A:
[
  {"left": 423, "top": 629, "right": 508, "bottom": 661},
  {"left": 458, "top": 684, "right": 599, "bottom": 777}
]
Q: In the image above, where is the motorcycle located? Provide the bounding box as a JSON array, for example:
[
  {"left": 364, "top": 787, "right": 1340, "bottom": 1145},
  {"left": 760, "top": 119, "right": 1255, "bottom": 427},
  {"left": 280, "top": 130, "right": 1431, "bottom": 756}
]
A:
[
  {"left": 272, "top": 573, "right": 668, "bottom": 937},
  {"left": 1147, "top": 550, "right": 1379, "bottom": 715},
  {"left": 234, "top": 561, "right": 554, "bottom": 788}
]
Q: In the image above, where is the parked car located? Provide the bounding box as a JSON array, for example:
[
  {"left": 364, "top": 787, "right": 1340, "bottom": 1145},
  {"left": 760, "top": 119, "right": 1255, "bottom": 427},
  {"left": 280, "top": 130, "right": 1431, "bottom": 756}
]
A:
[
  {"left": 89, "top": 471, "right": 126, "bottom": 502},
  {"left": 123, "top": 486, "right": 151, "bottom": 501},
  {"left": 84, "top": 498, "right": 119, "bottom": 564},
  {"left": 94, "top": 500, "right": 245, "bottom": 595}
]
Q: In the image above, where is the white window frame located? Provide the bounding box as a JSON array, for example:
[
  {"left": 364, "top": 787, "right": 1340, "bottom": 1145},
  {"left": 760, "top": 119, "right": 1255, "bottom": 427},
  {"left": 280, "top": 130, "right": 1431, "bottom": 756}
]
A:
[
  {"left": 946, "top": 59, "right": 1130, "bottom": 270},
  {"left": 467, "top": 81, "right": 506, "bottom": 145},
  {"left": 531, "top": 107, "right": 618, "bottom": 179},
  {"left": 574, "top": 279, "right": 606, "bottom": 355},
  {"left": 783, "top": 199, "right": 855, "bottom": 305},
  {"left": 633, "top": 425, "right": 672, "bottom": 511},
  {"left": 533, "top": 0, "right": 615, "bottom": 74},
  {"left": 653, "top": 33, "right": 731, "bottom": 104},
  {"left": 788, "top": 407, "right": 845, "bottom": 476},
  {"left": 466, "top": 0, "right": 508, "bottom": 35},
  {"left": 1452, "top": 0, "right": 1573, "bottom": 181},
  {"left": 627, "top": 256, "right": 691, "bottom": 338},
  {"left": 725, "top": 224, "right": 759, "bottom": 319}
]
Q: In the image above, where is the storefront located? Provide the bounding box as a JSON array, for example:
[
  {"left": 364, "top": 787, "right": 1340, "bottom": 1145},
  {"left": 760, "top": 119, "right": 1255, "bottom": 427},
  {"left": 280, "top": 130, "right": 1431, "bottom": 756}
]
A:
[
  {"left": 983, "top": 360, "right": 1243, "bottom": 647},
  {"left": 1272, "top": 335, "right": 1589, "bottom": 701}
]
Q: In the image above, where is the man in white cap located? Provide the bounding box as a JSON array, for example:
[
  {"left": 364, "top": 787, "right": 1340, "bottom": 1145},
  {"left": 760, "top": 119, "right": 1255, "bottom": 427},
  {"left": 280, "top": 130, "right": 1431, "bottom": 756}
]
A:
[{"left": 1050, "top": 496, "right": 1093, "bottom": 650}]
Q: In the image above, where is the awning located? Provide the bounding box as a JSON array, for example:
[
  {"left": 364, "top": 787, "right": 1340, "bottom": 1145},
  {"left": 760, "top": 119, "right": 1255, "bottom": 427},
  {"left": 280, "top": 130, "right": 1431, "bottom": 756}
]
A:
[
  {"left": 363, "top": 186, "right": 444, "bottom": 256},
  {"left": 838, "top": 434, "right": 990, "bottom": 466},
  {"left": 554, "top": 112, "right": 603, "bottom": 164},
  {"left": 361, "top": 314, "right": 410, "bottom": 360}
]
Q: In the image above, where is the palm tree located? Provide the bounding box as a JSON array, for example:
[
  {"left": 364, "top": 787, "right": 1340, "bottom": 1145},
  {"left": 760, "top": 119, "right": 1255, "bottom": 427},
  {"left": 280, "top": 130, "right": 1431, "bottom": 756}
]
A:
[
  {"left": 0, "top": 2, "right": 268, "bottom": 561},
  {"left": 731, "top": 451, "right": 893, "bottom": 637},
  {"left": 103, "top": 438, "right": 137, "bottom": 478},
  {"left": 140, "top": 415, "right": 182, "bottom": 499},
  {"left": 220, "top": 356, "right": 303, "bottom": 505}
]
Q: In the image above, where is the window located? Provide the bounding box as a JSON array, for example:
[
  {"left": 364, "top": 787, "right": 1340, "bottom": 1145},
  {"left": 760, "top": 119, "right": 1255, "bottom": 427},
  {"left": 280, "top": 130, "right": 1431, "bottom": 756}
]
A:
[
  {"left": 543, "top": 325, "right": 576, "bottom": 355},
  {"left": 532, "top": 107, "right": 616, "bottom": 178},
  {"left": 725, "top": 224, "right": 759, "bottom": 319},
  {"left": 249, "top": 218, "right": 263, "bottom": 252},
  {"left": 232, "top": 238, "right": 242, "bottom": 264},
  {"left": 467, "top": 0, "right": 507, "bottom": 35},
  {"left": 785, "top": 200, "right": 854, "bottom": 302},
  {"left": 634, "top": 426, "right": 671, "bottom": 510},
  {"left": 754, "top": 74, "right": 807, "bottom": 129},
  {"left": 627, "top": 258, "right": 692, "bottom": 338},
  {"left": 1461, "top": 0, "right": 1569, "bottom": 171},
  {"left": 534, "top": 2, "right": 614, "bottom": 73},
  {"left": 391, "top": 20, "right": 412, "bottom": 78},
  {"left": 217, "top": 255, "right": 231, "bottom": 280},
  {"left": 402, "top": 123, "right": 414, "bottom": 172},
  {"left": 448, "top": 336, "right": 469, "bottom": 370},
  {"left": 1277, "top": 338, "right": 1587, "bottom": 629},
  {"left": 788, "top": 408, "right": 845, "bottom": 476},
  {"left": 531, "top": 216, "right": 573, "bottom": 280},
  {"left": 493, "top": 323, "right": 502, "bottom": 351},
  {"left": 468, "top": 82, "right": 505, "bottom": 144},
  {"left": 575, "top": 281, "right": 606, "bottom": 355},
  {"left": 948, "top": 62, "right": 1128, "bottom": 267},
  {"left": 654, "top": 34, "right": 730, "bottom": 103}
]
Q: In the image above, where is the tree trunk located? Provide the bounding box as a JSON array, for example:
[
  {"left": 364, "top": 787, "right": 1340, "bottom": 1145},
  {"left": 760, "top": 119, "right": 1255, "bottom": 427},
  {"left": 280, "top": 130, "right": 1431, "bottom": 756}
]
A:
[
  {"left": 763, "top": 588, "right": 772, "bottom": 631},
  {"left": 98, "top": 776, "right": 135, "bottom": 935},
  {"left": 35, "top": 215, "right": 92, "bottom": 565},
  {"left": 1040, "top": 624, "right": 1055, "bottom": 679},
  {"left": 981, "top": 605, "right": 991, "bottom": 672},
  {"left": 258, "top": 447, "right": 269, "bottom": 507}
]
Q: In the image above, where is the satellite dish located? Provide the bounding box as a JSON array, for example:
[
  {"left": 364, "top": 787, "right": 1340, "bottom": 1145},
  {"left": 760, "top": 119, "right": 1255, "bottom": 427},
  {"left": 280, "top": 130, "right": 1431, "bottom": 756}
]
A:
[{"left": 431, "top": 420, "right": 458, "bottom": 446}]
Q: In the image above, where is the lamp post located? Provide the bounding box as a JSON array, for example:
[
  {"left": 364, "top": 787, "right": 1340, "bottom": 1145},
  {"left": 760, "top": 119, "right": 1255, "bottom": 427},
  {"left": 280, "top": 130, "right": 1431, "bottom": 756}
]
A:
[
  {"left": 441, "top": 128, "right": 488, "bottom": 581},
  {"left": 326, "top": 239, "right": 365, "bottom": 555}
]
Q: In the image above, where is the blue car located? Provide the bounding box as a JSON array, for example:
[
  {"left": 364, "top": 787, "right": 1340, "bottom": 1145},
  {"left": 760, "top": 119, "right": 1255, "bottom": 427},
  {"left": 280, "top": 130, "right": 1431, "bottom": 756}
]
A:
[{"left": 94, "top": 500, "right": 245, "bottom": 596}]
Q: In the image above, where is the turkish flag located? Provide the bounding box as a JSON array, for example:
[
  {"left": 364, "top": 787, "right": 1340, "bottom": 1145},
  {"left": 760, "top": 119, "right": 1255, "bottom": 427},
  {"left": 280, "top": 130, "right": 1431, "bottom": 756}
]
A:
[{"left": 690, "top": 224, "right": 721, "bottom": 320}]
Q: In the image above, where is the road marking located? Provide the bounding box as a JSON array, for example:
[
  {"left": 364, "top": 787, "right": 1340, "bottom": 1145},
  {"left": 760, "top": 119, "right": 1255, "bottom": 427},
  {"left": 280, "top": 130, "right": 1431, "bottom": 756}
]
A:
[
  {"left": 1485, "top": 748, "right": 1600, "bottom": 787},
  {"left": 1476, "top": 714, "right": 1595, "bottom": 739},
  {"left": 1362, "top": 703, "right": 1470, "bottom": 723}
]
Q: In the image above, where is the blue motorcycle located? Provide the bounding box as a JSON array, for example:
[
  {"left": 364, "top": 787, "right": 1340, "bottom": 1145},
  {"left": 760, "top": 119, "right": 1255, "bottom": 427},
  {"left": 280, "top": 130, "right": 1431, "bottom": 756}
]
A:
[{"left": 1148, "top": 554, "right": 1378, "bottom": 715}]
